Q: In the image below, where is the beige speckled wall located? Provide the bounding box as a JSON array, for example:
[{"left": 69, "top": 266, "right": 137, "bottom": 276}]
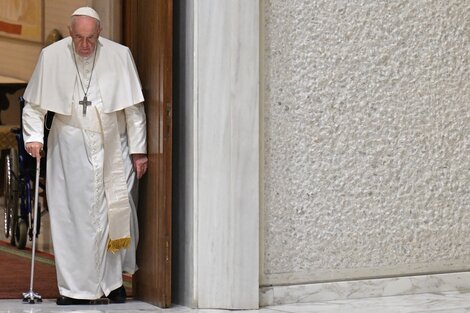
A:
[{"left": 262, "top": 0, "right": 470, "bottom": 286}]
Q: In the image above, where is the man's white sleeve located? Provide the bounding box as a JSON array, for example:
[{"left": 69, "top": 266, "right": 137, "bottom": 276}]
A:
[
  {"left": 125, "top": 103, "right": 147, "bottom": 154},
  {"left": 22, "top": 101, "right": 47, "bottom": 145}
]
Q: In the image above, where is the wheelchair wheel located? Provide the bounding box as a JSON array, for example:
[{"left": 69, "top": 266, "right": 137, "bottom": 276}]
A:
[
  {"left": 15, "top": 218, "right": 27, "bottom": 249},
  {"left": 4, "top": 148, "right": 19, "bottom": 245}
]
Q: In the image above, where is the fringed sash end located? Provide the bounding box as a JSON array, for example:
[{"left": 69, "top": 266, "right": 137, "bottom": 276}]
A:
[{"left": 107, "top": 237, "right": 131, "bottom": 253}]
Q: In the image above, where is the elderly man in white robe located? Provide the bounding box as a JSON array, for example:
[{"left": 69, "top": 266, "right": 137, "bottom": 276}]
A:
[{"left": 22, "top": 7, "right": 148, "bottom": 305}]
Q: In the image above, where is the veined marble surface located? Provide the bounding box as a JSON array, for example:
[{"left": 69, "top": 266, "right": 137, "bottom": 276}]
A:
[
  {"left": 267, "top": 291, "right": 470, "bottom": 313},
  {"left": 3, "top": 291, "right": 470, "bottom": 313},
  {"left": 260, "top": 272, "right": 470, "bottom": 306},
  {"left": 195, "top": 0, "right": 260, "bottom": 309}
]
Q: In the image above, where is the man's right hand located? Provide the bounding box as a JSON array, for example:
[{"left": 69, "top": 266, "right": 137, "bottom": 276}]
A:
[{"left": 25, "top": 142, "right": 44, "bottom": 158}]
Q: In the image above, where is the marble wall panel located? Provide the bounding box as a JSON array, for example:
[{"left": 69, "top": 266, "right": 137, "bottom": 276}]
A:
[{"left": 196, "top": 0, "right": 259, "bottom": 309}]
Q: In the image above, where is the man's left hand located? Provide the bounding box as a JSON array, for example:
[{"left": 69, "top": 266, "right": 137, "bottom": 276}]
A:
[{"left": 132, "top": 154, "right": 148, "bottom": 179}]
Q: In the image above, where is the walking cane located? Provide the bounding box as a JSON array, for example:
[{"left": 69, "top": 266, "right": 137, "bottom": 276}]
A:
[{"left": 22, "top": 156, "right": 42, "bottom": 303}]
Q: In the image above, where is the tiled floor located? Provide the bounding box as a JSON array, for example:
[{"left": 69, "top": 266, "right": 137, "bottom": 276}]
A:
[{"left": 2, "top": 290, "right": 470, "bottom": 313}]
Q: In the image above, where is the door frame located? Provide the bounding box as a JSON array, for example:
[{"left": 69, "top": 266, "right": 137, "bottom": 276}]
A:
[{"left": 123, "top": 0, "right": 173, "bottom": 307}]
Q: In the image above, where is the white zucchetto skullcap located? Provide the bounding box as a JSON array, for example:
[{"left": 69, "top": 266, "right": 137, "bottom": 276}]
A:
[{"left": 71, "top": 7, "right": 101, "bottom": 22}]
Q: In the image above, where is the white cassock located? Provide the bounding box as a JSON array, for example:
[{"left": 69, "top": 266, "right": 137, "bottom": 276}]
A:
[{"left": 22, "top": 37, "right": 146, "bottom": 299}]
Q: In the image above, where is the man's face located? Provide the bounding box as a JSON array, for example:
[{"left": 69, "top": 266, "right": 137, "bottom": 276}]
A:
[{"left": 69, "top": 16, "right": 101, "bottom": 57}]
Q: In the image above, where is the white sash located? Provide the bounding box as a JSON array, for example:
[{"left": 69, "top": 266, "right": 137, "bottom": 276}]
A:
[{"left": 96, "top": 106, "right": 131, "bottom": 252}]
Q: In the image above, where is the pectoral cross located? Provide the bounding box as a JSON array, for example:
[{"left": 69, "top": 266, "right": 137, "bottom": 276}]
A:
[{"left": 79, "top": 96, "right": 91, "bottom": 115}]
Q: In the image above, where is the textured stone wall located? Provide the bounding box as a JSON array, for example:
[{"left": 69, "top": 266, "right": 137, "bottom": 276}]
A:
[{"left": 263, "top": 0, "right": 470, "bottom": 285}]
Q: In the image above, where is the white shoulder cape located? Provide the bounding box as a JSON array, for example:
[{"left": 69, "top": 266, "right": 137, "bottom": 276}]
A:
[{"left": 24, "top": 36, "right": 144, "bottom": 114}]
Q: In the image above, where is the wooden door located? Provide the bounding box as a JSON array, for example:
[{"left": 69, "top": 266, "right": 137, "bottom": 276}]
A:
[{"left": 123, "top": 0, "right": 173, "bottom": 307}]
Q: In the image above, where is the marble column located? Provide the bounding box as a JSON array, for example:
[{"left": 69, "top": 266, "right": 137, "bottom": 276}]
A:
[
  {"left": 195, "top": 0, "right": 259, "bottom": 309},
  {"left": 173, "top": 0, "right": 259, "bottom": 308}
]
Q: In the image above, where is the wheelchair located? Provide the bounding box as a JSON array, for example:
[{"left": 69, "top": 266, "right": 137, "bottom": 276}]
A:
[{"left": 3, "top": 97, "right": 49, "bottom": 249}]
